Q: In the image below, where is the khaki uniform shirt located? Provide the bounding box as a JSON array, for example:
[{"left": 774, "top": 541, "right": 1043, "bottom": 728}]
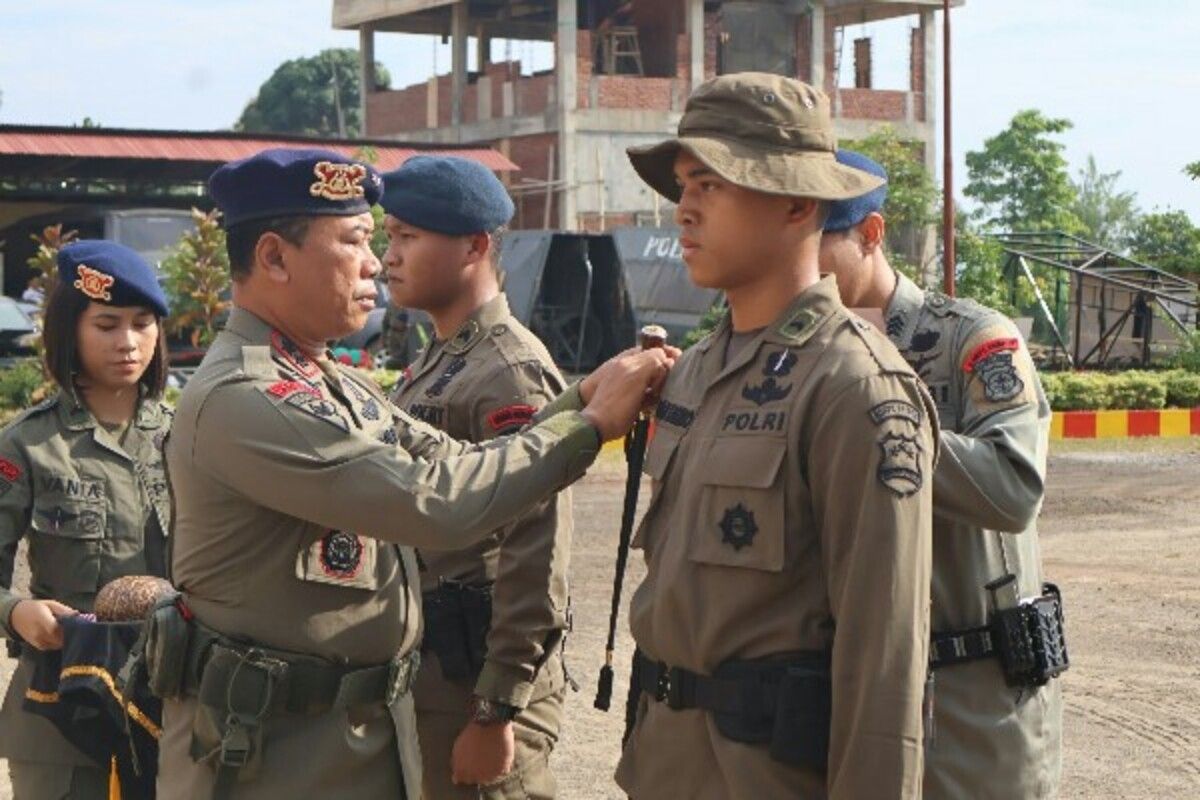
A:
[
  {"left": 159, "top": 307, "right": 598, "bottom": 800},
  {"left": 614, "top": 276, "right": 938, "bottom": 799},
  {"left": 392, "top": 294, "right": 572, "bottom": 709},
  {"left": 0, "top": 392, "right": 171, "bottom": 765},
  {"left": 886, "top": 274, "right": 1062, "bottom": 799}
]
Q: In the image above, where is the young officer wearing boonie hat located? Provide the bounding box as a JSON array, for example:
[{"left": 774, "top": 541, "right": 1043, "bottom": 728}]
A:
[
  {"left": 381, "top": 155, "right": 574, "bottom": 799},
  {"left": 819, "top": 149, "right": 1062, "bottom": 800},
  {"left": 157, "top": 148, "right": 675, "bottom": 800},
  {"left": 597, "top": 72, "right": 938, "bottom": 798}
]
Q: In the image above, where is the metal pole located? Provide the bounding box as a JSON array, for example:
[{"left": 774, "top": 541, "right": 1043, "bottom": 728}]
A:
[{"left": 942, "top": 0, "right": 955, "bottom": 296}]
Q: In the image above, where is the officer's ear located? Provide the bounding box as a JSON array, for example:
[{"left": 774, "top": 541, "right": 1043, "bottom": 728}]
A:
[
  {"left": 463, "top": 231, "right": 491, "bottom": 265},
  {"left": 786, "top": 198, "right": 825, "bottom": 229},
  {"left": 857, "top": 213, "right": 886, "bottom": 253},
  {"left": 255, "top": 233, "right": 292, "bottom": 285}
]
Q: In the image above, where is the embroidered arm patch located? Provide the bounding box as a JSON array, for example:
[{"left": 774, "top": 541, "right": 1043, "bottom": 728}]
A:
[
  {"left": 962, "top": 338, "right": 1019, "bottom": 373},
  {"left": 0, "top": 457, "right": 23, "bottom": 482},
  {"left": 868, "top": 400, "right": 922, "bottom": 426},
  {"left": 486, "top": 404, "right": 537, "bottom": 434}
]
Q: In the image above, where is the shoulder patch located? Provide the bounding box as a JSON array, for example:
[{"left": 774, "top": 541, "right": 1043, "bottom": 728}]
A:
[
  {"left": 486, "top": 404, "right": 537, "bottom": 433},
  {"left": 869, "top": 400, "right": 922, "bottom": 426},
  {"left": 962, "top": 338, "right": 1020, "bottom": 373},
  {"left": 877, "top": 432, "right": 924, "bottom": 497}
]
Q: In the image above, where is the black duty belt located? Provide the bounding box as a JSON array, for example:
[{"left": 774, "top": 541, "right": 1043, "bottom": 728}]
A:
[
  {"left": 929, "top": 625, "right": 995, "bottom": 669},
  {"left": 194, "top": 639, "right": 420, "bottom": 716},
  {"left": 634, "top": 650, "right": 826, "bottom": 715}
]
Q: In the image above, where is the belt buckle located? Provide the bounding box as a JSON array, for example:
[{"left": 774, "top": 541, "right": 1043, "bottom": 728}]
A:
[{"left": 655, "top": 665, "right": 686, "bottom": 711}]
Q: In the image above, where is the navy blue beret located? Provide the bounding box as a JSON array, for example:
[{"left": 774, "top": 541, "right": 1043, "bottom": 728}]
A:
[
  {"left": 824, "top": 150, "right": 889, "bottom": 232},
  {"left": 57, "top": 241, "right": 169, "bottom": 317},
  {"left": 380, "top": 156, "right": 514, "bottom": 235},
  {"left": 209, "top": 148, "right": 382, "bottom": 227}
]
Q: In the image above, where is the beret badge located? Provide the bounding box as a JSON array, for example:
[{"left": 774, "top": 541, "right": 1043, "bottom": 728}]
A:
[
  {"left": 310, "top": 161, "right": 368, "bottom": 201},
  {"left": 74, "top": 265, "right": 115, "bottom": 302}
]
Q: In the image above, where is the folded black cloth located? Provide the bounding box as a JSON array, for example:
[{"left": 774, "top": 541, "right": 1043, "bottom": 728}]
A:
[{"left": 23, "top": 614, "right": 160, "bottom": 799}]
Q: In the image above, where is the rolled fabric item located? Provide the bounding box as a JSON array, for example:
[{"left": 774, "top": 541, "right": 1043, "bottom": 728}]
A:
[{"left": 93, "top": 575, "right": 175, "bottom": 622}]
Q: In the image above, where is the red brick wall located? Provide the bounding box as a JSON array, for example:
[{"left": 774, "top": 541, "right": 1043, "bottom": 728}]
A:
[
  {"left": 837, "top": 88, "right": 907, "bottom": 121},
  {"left": 704, "top": 13, "right": 719, "bottom": 80},
  {"left": 506, "top": 133, "right": 559, "bottom": 229},
  {"left": 595, "top": 76, "right": 677, "bottom": 110},
  {"left": 366, "top": 86, "right": 427, "bottom": 135}
]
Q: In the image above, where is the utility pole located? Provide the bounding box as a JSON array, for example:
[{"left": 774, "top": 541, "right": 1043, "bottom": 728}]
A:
[{"left": 942, "top": 0, "right": 955, "bottom": 296}]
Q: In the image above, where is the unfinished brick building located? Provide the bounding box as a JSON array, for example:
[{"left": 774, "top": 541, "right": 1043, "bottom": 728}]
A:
[{"left": 333, "top": 0, "right": 955, "bottom": 234}]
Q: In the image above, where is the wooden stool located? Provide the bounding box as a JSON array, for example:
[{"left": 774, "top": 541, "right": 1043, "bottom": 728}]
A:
[{"left": 602, "top": 26, "right": 645, "bottom": 75}]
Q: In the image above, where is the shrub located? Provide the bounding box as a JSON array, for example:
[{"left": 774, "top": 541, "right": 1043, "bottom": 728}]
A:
[
  {"left": 1104, "top": 371, "right": 1166, "bottom": 410},
  {"left": 373, "top": 369, "right": 401, "bottom": 395},
  {"left": 1172, "top": 331, "right": 1200, "bottom": 373},
  {"left": 1051, "top": 372, "right": 1108, "bottom": 411},
  {"left": 1164, "top": 370, "right": 1200, "bottom": 408},
  {"left": 0, "top": 360, "right": 50, "bottom": 410}
]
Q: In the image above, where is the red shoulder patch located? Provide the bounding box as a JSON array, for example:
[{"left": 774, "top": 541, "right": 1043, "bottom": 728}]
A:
[
  {"left": 0, "top": 458, "right": 21, "bottom": 482},
  {"left": 266, "top": 380, "right": 317, "bottom": 400},
  {"left": 486, "top": 404, "right": 537, "bottom": 432},
  {"left": 963, "top": 338, "right": 1019, "bottom": 372}
]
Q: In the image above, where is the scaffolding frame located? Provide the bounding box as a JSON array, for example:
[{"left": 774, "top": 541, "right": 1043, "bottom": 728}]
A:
[{"left": 991, "top": 231, "right": 1198, "bottom": 370}]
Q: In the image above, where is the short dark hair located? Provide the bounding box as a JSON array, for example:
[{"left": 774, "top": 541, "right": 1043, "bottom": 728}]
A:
[
  {"left": 224, "top": 216, "right": 311, "bottom": 280},
  {"left": 42, "top": 282, "right": 169, "bottom": 398}
]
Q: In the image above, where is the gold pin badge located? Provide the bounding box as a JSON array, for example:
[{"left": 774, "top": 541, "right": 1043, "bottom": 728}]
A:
[
  {"left": 310, "top": 161, "right": 368, "bottom": 201},
  {"left": 74, "top": 265, "right": 115, "bottom": 302}
]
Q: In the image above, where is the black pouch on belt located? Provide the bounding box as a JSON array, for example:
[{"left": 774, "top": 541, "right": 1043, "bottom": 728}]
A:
[{"left": 991, "top": 582, "right": 1069, "bottom": 688}]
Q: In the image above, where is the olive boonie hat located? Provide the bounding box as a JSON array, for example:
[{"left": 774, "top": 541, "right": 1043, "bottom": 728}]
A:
[{"left": 627, "top": 72, "right": 885, "bottom": 203}]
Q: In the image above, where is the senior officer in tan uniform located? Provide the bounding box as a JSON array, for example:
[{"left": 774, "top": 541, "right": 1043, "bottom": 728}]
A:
[
  {"left": 0, "top": 241, "right": 173, "bottom": 799},
  {"left": 157, "top": 148, "right": 676, "bottom": 800},
  {"left": 819, "top": 150, "right": 1063, "bottom": 799},
  {"left": 382, "top": 156, "right": 572, "bottom": 797},
  {"left": 595, "top": 73, "right": 938, "bottom": 799}
]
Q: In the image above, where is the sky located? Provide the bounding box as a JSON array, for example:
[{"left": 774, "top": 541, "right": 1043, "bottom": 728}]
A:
[{"left": 2, "top": 0, "right": 1198, "bottom": 220}]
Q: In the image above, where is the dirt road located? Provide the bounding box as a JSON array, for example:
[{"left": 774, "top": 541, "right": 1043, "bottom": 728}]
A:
[{"left": 3, "top": 440, "right": 1198, "bottom": 798}]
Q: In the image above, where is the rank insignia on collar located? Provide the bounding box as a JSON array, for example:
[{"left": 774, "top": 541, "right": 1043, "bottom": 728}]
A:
[
  {"left": 778, "top": 309, "right": 818, "bottom": 341},
  {"left": 378, "top": 427, "right": 399, "bottom": 445},
  {"left": 271, "top": 331, "right": 322, "bottom": 382},
  {"left": 885, "top": 311, "right": 906, "bottom": 339},
  {"left": 266, "top": 380, "right": 318, "bottom": 400},
  {"left": 73, "top": 265, "right": 115, "bottom": 302},
  {"left": 319, "top": 531, "right": 364, "bottom": 578},
  {"left": 425, "top": 357, "right": 467, "bottom": 398},
  {"left": 742, "top": 377, "right": 792, "bottom": 407},
  {"left": 764, "top": 349, "right": 797, "bottom": 376},
  {"left": 0, "top": 458, "right": 22, "bottom": 482},
  {"left": 719, "top": 503, "right": 758, "bottom": 551},
  {"left": 309, "top": 161, "right": 367, "bottom": 201},
  {"left": 877, "top": 432, "right": 923, "bottom": 497}
]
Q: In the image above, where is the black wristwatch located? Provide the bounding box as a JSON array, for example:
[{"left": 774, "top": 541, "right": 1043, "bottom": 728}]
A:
[{"left": 468, "top": 696, "right": 518, "bottom": 726}]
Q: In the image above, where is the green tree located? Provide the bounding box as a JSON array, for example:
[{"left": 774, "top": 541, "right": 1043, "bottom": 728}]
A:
[
  {"left": 235, "top": 49, "right": 392, "bottom": 138},
  {"left": 1185, "top": 161, "right": 1200, "bottom": 181},
  {"left": 26, "top": 225, "right": 80, "bottom": 368},
  {"left": 1126, "top": 209, "right": 1200, "bottom": 275},
  {"left": 1071, "top": 155, "right": 1139, "bottom": 248},
  {"left": 964, "top": 110, "right": 1082, "bottom": 234},
  {"left": 160, "top": 209, "right": 231, "bottom": 346},
  {"left": 843, "top": 125, "right": 940, "bottom": 277}
]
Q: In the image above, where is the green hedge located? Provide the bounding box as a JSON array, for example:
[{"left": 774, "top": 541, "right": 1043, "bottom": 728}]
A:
[{"left": 1039, "top": 370, "right": 1200, "bottom": 411}]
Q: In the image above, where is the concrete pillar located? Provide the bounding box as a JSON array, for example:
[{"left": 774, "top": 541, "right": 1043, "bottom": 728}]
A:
[
  {"left": 556, "top": 0, "right": 578, "bottom": 230},
  {"left": 810, "top": 2, "right": 826, "bottom": 95},
  {"left": 921, "top": 10, "right": 938, "bottom": 177},
  {"left": 685, "top": 0, "right": 704, "bottom": 89},
  {"left": 358, "top": 25, "right": 375, "bottom": 136},
  {"left": 451, "top": 1, "right": 468, "bottom": 136},
  {"left": 476, "top": 27, "right": 491, "bottom": 71}
]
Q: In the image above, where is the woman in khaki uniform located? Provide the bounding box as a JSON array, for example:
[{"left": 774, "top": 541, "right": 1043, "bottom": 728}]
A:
[{"left": 0, "top": 240, "right": 173, "bottom": 799}]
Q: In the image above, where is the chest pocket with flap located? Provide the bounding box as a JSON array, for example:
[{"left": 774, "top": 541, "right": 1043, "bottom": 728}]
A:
[
  {"left": 688, "top": 436, "right": 788, "bottom": 573},
  {"left": 29, "top": 491, "right": 107, "bottom": 597}
]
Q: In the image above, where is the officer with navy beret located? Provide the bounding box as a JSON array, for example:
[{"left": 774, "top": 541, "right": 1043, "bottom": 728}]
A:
[
  {"left": 819, "top": 149, "right": 1062, "bottom": 800},
  {"left": 157, "top": 147, "right": 675, "bottom": 800},
  {"left": 1, "top": 240, "right": 173, "bottom": 799},
  {"left": 383, "top": 156, "right": 572, "bottom": 798}
]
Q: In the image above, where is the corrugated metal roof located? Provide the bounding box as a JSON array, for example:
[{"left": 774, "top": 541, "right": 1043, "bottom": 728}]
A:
[{"left": 0, "top": 126, "right": 518, "bottom": 171}]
